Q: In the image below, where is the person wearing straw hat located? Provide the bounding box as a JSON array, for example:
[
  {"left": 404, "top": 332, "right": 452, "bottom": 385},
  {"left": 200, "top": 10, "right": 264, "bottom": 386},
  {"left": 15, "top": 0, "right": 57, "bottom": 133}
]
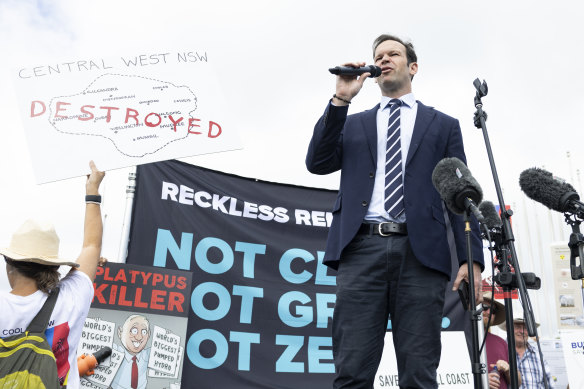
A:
[
  {"left": 499, "top": 307, "right": 554, "bottom": 389},
  {"left": 482, "top": 291, "right": 521, "bottom": 389},
  {"left": 0, "top": 161, "right": 105, "bottom": 389}
]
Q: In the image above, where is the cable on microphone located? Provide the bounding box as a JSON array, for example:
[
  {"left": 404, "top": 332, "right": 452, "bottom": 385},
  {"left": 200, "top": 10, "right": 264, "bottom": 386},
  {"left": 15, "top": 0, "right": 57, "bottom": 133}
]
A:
[{"left": 328, "top": 65, "right": 382, "bottom": 77}]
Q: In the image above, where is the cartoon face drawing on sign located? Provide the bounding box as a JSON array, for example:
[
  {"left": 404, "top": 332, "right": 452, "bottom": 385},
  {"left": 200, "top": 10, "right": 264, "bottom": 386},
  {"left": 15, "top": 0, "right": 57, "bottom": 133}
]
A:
[
  {"left": 111, "top": 315, "right": 151, "bottom": 389},
  {"left": 120, "top": 315, "right": 151, "bottom": 355}
]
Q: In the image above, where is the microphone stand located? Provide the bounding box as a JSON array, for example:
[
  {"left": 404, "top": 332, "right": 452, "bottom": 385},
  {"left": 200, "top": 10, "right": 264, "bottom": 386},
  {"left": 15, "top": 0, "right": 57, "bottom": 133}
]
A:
[
  {"left": 488, "top": 231, "right": 521, "bottom": 388},
  {"left": 462, "top": 209, "right": 484, "bottom": 389},
  {"left": 476, "top": 308, "right": 489, "bottom": 389},
  {"left": 472, "top": 79, "right": 546, "bottom": 389},
  {"left": 566, "top": 213, "right": 584, "bottom": 279}
]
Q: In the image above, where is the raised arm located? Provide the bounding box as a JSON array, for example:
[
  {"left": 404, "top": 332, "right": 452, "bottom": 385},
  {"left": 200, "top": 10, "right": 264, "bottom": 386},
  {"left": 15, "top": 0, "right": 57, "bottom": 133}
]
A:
[
  {"left": 75, "top": 161, "right": 105, "bottom": 281},
  {"left": 306, "top": 61, "right": 369, "bottom": 175}
]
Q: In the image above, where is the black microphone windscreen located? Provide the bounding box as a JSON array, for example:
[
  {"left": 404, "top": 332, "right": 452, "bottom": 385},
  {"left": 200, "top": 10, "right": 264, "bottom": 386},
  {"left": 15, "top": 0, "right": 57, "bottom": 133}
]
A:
[
  {"left": 432, "top": 157, "right": 483, "bottom": 214},
  {"left": 519, "top": 168, "right": 579, "bottom": 212},
  {"left": 93, "top": 346, "right": 112, "bottom": 364},
  {"left": 478, "top": 201, "right": 502, "bottom": 229},
  {"left": 368, "top": 65, "right": 382, "bottom": 77},
  {"left": 328, "top": 65, "right": 382, "bottom": 77}
]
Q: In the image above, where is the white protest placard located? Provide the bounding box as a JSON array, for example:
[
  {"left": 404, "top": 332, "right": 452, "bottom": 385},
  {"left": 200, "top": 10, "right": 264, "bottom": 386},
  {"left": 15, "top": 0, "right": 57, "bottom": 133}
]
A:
[
  {"left": 148, "top": 325, "right": 181, "bottom": 376},
  {"left": 148, "top": 346, "right": 183, "bottom": 379},
  {"left": 83, "top": 349, "right": 124, "bottom": 388},
  {"left": 78, "top": 378, "right": 107, "bottom": 389},
  {"left": 374, "top": 331, "right": 472, "bottom": 388},
  {"left": 13, "top": 51, "right": 242, "bottom": 183},
  {"left": 538, "top": 338, "right": 569, "bottom": 388},
  {"left": 77, "top": 317, "right": 116, "bottom": 366},
  {"left": 551, "top": 244, "right": 584, "bottom": 329}
]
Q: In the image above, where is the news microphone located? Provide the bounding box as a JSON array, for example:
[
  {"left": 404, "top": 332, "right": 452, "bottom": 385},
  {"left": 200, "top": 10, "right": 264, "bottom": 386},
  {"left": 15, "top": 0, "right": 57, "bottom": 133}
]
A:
[
  {"left": 478, "top": 201, "right": 504, "bottom": 244},
  {"left": 479, "top": 201, "right": 502, "bottom": 230},
  {"left": 519, "top": 167, "right": 584, "bottom": 218},
  {"left": 431, "top": 157, "right": 484, "bottom": 222},
  {"left": 328, "top": 65, "right": 382, "bottom": 77}
]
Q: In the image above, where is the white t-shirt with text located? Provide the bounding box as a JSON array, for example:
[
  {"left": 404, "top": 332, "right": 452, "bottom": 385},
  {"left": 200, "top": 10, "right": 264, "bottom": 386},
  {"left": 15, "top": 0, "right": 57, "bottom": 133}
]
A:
[{"left": 0, "top": 270, "right": 94, "bottom": 389}]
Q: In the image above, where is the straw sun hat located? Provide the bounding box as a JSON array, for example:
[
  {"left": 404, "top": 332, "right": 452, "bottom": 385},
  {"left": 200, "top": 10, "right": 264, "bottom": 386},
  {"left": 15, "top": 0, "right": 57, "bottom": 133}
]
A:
[
  {"left": 498, "top": 301, "right": 540, "bottom": 331},
  {"left": 482, "top": 291, "right": 506, "bottom": 326},
  {"left": 0, "top": 219, "right": 79, "bottom": 267}
]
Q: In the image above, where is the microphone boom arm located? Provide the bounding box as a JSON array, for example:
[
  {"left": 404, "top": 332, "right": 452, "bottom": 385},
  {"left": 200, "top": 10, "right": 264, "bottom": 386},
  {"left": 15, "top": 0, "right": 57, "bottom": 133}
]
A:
[{"left": 473, "top": 78, "right": 547, "bottom": 389}]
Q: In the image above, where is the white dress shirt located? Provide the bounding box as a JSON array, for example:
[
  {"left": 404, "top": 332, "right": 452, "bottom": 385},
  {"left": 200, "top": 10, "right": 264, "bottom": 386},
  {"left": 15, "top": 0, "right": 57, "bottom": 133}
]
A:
[
  {"left": 365, "top": 92, "right": 418, "bottom": 223},
  {"left": 111, "top": 343, "right": 150, "bottom": 389}
]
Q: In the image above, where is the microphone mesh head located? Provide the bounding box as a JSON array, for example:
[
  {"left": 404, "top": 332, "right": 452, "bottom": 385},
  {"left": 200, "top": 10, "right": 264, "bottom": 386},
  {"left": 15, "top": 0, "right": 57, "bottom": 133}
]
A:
[
  {"left": 431, "top": 157, "right": 482, "bottom": 214},
  {"left": 478, "top": 201, "right": 502, "bottom": 229},
  {"left": 519, "top": 168, "right": 578, "bottom": 212},
  {"left": 368, "top": 65, "right": 382, "bottom": 77}
]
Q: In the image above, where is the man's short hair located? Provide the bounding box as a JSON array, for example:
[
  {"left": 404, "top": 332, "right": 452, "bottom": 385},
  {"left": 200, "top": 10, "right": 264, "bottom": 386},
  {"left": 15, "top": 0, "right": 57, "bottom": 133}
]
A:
[
  {"left": 123, "top": 314, "right": 150, "bottom": 329},
  {"left": 372, "top": 34, "right": 417, "bottom": 65}
]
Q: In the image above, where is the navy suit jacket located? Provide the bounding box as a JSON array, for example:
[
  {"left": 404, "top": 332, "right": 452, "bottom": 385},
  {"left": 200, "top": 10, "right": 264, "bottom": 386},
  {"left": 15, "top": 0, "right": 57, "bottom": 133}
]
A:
[{"left": 306, "top": 100, "right": 484, "bottom": 279}]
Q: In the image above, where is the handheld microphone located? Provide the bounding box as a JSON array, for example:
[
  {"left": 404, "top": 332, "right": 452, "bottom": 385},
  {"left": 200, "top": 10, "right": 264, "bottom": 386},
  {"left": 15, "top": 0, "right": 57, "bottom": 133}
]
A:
[
  {"left": 328, "top": 65, "right": 382, "bottom": 77},
  {"left": 431, "top": 157, "right": 484, "bottom": 222},
  {"left": 519, "top": 167, "right": 584, "bottom": 218},
  {"left": 78, "top": 346, "right": 112, "bottom": 377}
]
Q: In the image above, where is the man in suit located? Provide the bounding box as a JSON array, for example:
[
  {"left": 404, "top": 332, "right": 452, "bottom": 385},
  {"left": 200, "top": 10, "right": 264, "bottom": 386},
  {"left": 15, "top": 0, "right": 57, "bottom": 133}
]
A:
[
  {"left": 306, "top": 34, "right": 484, "bottom": 388},
  {"left": 111, "top": 315, "right": 151, "bottom": 389}
]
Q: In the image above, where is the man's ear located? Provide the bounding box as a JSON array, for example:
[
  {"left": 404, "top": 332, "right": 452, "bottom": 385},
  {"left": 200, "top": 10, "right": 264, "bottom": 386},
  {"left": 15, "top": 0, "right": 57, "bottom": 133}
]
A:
[{"left": 409, "top": 62, "right": 418, "bottom": 77}]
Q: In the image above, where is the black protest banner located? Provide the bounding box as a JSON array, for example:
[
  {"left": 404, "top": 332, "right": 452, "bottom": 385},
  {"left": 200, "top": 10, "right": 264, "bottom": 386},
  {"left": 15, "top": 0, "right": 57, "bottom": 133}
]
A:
[
  {"left": 126, "top": 160, "right": 338, "bottom": 388},
  {"left": 125, "top": 160, "right": 468, "bottom": 389}
]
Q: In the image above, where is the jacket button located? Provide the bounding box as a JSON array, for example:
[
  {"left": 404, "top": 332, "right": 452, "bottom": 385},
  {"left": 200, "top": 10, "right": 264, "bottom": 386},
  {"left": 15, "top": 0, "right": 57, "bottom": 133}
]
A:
[
  {"left": 362, "top": 201, "right": 368, "bottom": 206},
  {"left": 369, "top": 172, "right": 374, "bottom": 178}
]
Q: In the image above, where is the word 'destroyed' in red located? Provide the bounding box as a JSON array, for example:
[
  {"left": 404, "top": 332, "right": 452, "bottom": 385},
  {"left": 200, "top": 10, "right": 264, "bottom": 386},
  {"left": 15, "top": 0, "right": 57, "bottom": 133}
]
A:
[{"left": 30, "top": 100, "right": 222, "bottom": 138}]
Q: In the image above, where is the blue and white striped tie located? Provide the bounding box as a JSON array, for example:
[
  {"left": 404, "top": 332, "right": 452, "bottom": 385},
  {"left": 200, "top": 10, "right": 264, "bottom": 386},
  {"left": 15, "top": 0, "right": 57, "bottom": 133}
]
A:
[{"left": 384, "top": 99, "right": 405, "bottom": 218}]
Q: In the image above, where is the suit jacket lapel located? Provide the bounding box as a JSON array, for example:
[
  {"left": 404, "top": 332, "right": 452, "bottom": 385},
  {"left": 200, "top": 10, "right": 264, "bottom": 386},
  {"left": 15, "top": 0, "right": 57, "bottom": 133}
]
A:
[
  {"left": 360, "top": 104, "right": 380, "bottom": 164},
  {"left": 406, "top": 101, "right": 436, "bottom": 166}
]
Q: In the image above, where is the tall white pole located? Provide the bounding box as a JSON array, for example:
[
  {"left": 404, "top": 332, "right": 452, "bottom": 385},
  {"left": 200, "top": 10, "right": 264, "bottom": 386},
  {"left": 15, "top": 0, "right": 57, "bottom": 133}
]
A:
[
  {"left": 477, "top": 318, "right": 489, "bottom": 389},
  {"left": 566, "top": 151, "right": 575, "bottom": 184},
  {"left": 117, "top": 167, "right": 137, "bottom": 263}
]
